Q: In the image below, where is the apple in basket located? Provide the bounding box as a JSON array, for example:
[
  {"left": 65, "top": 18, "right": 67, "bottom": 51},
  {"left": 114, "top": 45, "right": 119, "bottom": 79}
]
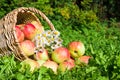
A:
[
  {"left": 31, "top": 21, "right": 44, "bottom": 34},
  {"left": 34, "top": 49, "right": 49, "bottom": 61},
  {"left": 43, "top": 60, "right": 58, "bottom": 74},
  {"left": 51, "top": 47, "right": 70, "bottom": 63},
  {"left": 20, "top": 58, "right": 39, "bottom": 72},
  {"left": 68, "top": 41, "right": 85, "bottom": 58},
  {"left": 58, "top": 58, "right": 75, "bottom": 73},
  {"left": 15, "top": 26, "right": 24, "bottom": 42},
  {"left": 20, "top": 40, "right": 35, "bottom": 56},
  {"left": 21, "top": 23, "right": 37, "bottom": 40}
]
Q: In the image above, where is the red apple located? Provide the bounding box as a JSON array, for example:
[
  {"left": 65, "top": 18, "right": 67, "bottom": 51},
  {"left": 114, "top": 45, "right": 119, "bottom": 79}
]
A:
[
  {"left": 31, "top": 21, "right": 44, "bottom": 34},
  {"left": 58, "top": 58, "right": 75, "bottom": 72},
  {"left": 34, "top": 49, "right": 49, "bottom": 61},
  {"left": 20, "top": 40, "right": 35, "bottom": 56},
  {"left": 15, "top": 26, "right": 24, "bottom": 42},
  {"left": 78, "top": 56, "right": 91, "bottom": 64},
  {"left": 21, "top": 23, "right": 37, "bottom": 40},
  {"left": 51, "top": 47, "right": 70, "bottom": 63},
  {"left": 68, "top": 41, "right": 85, "bottom": 58},
  {"left": 43, "top": 60, "right": 58, "bottom": 74},
  {"left": 20, "top": 58, "right": 39, "bottom": 72}
]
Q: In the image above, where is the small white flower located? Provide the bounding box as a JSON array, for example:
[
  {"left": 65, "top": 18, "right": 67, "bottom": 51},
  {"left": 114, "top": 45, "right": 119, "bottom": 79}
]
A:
[
  {"left": 51, "top": 44, "right": 56, "bottom": 50},
  {"left": 51, "top": 43, "right": 62, "bottom": 50},
  {"left": 34, "top": 44, "right": 44, "bottom": 53},
  {"left": 35, "top": 34, "right": 42, "bottom": 40},
  {"left": 45, "top": 39, "right": 51, "bottom": 46},
  {"left": 55, "top": 43, "right": 62, "bottom": 49},
  {"left": 53, "top": 30, "right": 60, "bottom": 36},
  {"left": 41, "top": 30, "right": 52, "bottom": 38},
  {"left": 54, "top": 37, "right": 63, "bottom": 44},
  {"left": 45, "top": 30, "right": 53, "bottom": 36},
  {"left": 42, "top": 32, "right": 47, "bottom": 38},
  {"left": 52, "top": 30, "right": 60, "bottom": 38},
  {"left": 46, "top": 36, "right": 55, "bottom": 44}
]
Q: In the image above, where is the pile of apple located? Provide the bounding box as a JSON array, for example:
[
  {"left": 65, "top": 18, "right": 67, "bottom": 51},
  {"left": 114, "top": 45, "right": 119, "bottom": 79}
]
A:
[
  {"left": 15, "top": 21, "right": 44, "bottom": 56},
  {"left": 15, "top": 21, "right": 91, "bottom": 74}
]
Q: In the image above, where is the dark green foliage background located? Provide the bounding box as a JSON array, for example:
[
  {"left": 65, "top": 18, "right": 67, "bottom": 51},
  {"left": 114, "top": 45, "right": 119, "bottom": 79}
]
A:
[{"left": 0, "top": 0, "right": 120, "bottom": 80}]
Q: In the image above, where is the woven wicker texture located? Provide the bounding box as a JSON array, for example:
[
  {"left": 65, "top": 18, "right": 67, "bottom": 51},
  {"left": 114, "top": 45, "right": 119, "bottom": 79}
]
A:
[{"left": 0, "top": 7, "right": 55, "bottom": 61}]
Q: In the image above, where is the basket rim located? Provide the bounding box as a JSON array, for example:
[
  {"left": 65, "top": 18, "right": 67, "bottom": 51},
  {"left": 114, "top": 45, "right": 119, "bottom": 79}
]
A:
[{"left": 7, "top": 7, "right": 55, "bottom": 30}]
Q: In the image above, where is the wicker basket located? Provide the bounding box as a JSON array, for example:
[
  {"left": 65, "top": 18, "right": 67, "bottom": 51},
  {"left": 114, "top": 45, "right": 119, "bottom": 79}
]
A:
[{"left": 0, "top": 7, "right": 55, "bottom": 61}]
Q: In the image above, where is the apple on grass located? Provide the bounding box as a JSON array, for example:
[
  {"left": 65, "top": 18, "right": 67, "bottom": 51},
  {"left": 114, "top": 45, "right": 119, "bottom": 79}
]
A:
[
  {"left": 68, "top": 41, "right": 85, "bottom": 58},
  {"left": 43, "top": 60, "right": 58, "bottom": 74},
  {"left": 15, "top": 26, "right": 24, "bottom": 42},
  {"left": 51, "top": 47, "right": 70, "bottom": 63},
  {"left": 21, "top": 23, "right": 37, "bottom": 40},
  {"left": 20, "top": 40, "right": 35, "bottom": 56},
  {"left": 34, "top": 49, "right": 49, "bottom": 61},
  {"left": 20, "top": 58, "right": 39, "bottom": 72},
  {"left": 58, "top": 58, "right": 75, "bottom": 73},
  {"left": 76, "top": 56, "right": 91, "bottom": 65}
]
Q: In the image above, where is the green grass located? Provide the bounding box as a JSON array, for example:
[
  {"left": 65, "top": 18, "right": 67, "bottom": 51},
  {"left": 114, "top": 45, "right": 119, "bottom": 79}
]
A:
[{"left": 0, "top": 20, "right": 120, "bottom": 80}]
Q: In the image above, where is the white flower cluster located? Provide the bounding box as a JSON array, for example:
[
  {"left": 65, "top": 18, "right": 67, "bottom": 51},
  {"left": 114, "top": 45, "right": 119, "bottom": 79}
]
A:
[{"left": 33, "top": 30, "right": 63, "bottom": 53}]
